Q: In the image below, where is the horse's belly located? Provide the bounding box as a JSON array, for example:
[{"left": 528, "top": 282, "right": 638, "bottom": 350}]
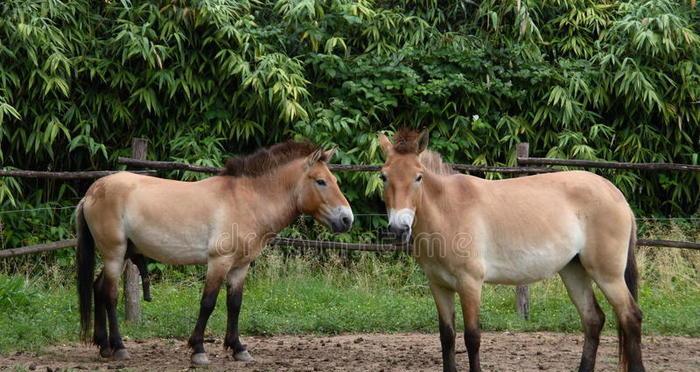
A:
[
  {"left": 482, "top": 241, "right": 580, "bottom": 285},
  {"left": 127, "top": 225, "right": 209, "bottom": 265}
]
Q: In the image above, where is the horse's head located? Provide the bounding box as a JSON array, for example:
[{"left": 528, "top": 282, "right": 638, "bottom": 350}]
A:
[
  {"left": 296, "top": 148, "right": 354, "bottom": 233},
  {"left": 377, "top": 129, "right": 430, "bottom": 243}
]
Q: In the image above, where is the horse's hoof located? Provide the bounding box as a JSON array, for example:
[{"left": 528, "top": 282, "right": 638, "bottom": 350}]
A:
[
  {"left": 99, "top": 347, "right": 112, "bottom": 358},
  {"left": 113, "top": 348, "right": 130, "bottom": 361},
  {"left": 191, "top": 353, "right": 210, "bottom": 366},
  {"left": 234, "top": 350, "right": 254, "bottom": 362}
]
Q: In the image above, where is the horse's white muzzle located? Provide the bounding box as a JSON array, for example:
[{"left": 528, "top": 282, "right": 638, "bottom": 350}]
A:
[
  {"left": 388, "top": 208, "right": 414, "bottom": 243},
  {"left": 327, "top": 206, "right": 353, "bottom": 233}
]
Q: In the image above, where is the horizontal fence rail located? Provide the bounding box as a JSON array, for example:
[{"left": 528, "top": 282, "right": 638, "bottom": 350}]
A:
[
  {"left": 637, "top": 239, "right": 700, "bottom": 250},
  {"left": 269, "top": 237, "right": 411, "bottom": 252},
  {"left": 118, "top": 157, "right": 557, "bottom": 174},
  {"left": 117, "top": 157, "right": 221, "bottom": 173},
  {"left": 0, "top": 239, "right": 77, "bottom": 258},
  {"left": 0, "top": 237, "right": 409, "bottom": 258},
  {"left": 0, "top": 169, "right": 157, "bottom": 179},
  {"left": 2, "top": 236, "right": 698, "bottom": 259},
  {"left": 6, "top": 156, "right": 697, "bottom": 181},
  {"left": 518, "top": 157, "right": 700, "bottom": 172}
]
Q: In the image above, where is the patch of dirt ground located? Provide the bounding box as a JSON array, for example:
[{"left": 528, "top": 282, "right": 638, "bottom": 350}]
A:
[{"left": 1, "top": 332, "right": 698, "bottom": 371}]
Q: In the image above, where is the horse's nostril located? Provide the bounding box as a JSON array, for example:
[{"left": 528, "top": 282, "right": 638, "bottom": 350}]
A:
[{"left": 342, "top": 216, "right": 351, "bottom": 226}]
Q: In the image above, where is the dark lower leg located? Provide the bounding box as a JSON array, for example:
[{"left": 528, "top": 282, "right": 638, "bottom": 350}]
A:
[
  {"left": 579, "top": 302, "right": 605, "bottom": 372},
  {"left": 464, "top": 325, "right": 481, "bottom": 372},
  {"left": 188, "top": 285, "right": 220, "bottom": 355},
  {"left": 104, "top": 277, "right": 126, "bottom": 352},
  {"left": 462, "top": 302, "right": 482, "bottom": 372},
  {"left": 622, "top": 305, "right": 644, "bottom": 372},
  {"left": 224, "top": 285, "right": 246, "bottom": 353},
  {"left": 93, "top": 272, "right": 110, "bottom": 357},
  {"left": 459, "top": 286, "right": 482, "bottom": 372},
  {"left": 438, "top": 316, "right": 456, "bottom": 372}
]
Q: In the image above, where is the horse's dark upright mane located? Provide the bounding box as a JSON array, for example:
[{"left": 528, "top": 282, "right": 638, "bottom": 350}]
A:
[
  {"left": 392, "top": 128, "right": 456, "bottom": 175},
  {"left": 392, "top": 128, "right": 422, "bottom": 154},
  {"left": 221, "top": 140, "right": 326, "bottom": 177}
]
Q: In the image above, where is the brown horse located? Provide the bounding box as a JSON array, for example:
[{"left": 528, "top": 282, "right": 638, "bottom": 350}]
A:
[
  {"left": 76, "top": 141, "right": 353, "bottom": 366},
  {"left": 377, "top": 129, "right": 644, "bottom": 372}
]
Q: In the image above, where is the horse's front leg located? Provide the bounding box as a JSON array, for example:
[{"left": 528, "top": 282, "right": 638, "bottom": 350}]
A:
[
  {"left": 188, "top": 260, "right": 228, "bottom": 366},
  {"left": 430, "top": 282, "right": 457, "bottom": 372},
  {"left": 224, "top": 263, "right": 253, "bottom": 362},
  {"left": 457, "top": 278, "right": 483, "bottom": 372}
]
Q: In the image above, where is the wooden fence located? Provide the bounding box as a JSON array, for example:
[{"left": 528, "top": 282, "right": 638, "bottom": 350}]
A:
[{"left": 1, "top": 139, "right": 699, "bottom": 322}]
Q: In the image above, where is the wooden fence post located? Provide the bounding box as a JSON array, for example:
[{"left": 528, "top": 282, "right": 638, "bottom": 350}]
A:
[
  {"left": 124, "top": 138, "right": 147, "bottom": 322},
  {"left": 515, "top": 142, "right": 530, "bottom": 320}
]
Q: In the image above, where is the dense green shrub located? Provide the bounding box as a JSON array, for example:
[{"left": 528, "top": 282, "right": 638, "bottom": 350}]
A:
[{"left": 0, "top": 0, "right": 698, "bottom": 249}]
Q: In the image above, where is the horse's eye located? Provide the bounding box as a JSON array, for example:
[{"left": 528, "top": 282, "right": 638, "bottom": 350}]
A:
[
  {"left": 415, "top": 174, "right": 423, "bottom": 182},
  {"left": 315, "top": 179, "right": 327, "bottom": 187},
  {"left": 379, "top": 173, "right": 387, "bottom": 182}
]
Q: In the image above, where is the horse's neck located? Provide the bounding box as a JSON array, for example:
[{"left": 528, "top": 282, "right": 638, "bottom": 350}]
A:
[
  {"left": 414, "top": 172, "right": 473, "bottom": 234},
  {"left": 240, "top": 170, "right": 301, "bottom": 237}
]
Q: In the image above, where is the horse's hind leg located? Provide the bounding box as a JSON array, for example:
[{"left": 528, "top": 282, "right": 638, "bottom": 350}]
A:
[
  {"left": 103, "top": 256, "right": 130, "bottom": 360},
  {"left": 93, "top": 254, "right": 129, "bottom": 360},
  {"left": 593, "top": 278, "right": 644, "bottom": 372},
  {"left": 93, "top": 271, "right": 111, "bottom": 358},
  {"left": 224, "top": 263, "right": 252, "bottom": 361},
  {"left": 559, "top": 259, "right": 605, "bottom": 372}
]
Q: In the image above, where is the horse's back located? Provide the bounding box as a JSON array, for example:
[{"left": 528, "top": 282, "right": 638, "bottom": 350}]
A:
[
  {"left": 83, "top": 171, "right": 163, "bottom": 205},
  {"left": 459, "top": 171, "right": 634, "bottom": 284},
  {"left": 81, "top": 172, "right": 221, "bottom": 265},
  {"left": 83, "top": 171, "right": 225, "bottom": 214},
  {"left": 476, "top": 170, "right": 632, "bottom": 225},
  {"left": 82, "top": 171, "right": 177, "bottom": 224}
]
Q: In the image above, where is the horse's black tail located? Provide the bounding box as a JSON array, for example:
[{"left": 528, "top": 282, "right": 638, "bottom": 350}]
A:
[
  {"left": 619, "top": 214, "right": 640, "bottom": 369},
  {"left": 625, "top": 216, "right": 639, "bottom": 301},
  {"left": 76, "top": 200, "right": 95, "bottom": 343}
]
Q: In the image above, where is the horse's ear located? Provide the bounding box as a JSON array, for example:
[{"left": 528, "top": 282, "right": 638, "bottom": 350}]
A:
[
  {"left": 323, "top": 147, "right": 337, "bottom": 161},
  {"left": 416, "top": 130, "right": 429, "bottom": 154},
  {"left": 378, "top": 133, "right": 393, "bottom": 158},
  {"left": 306, "top": 149, "right": 324, "bottom": 169}
]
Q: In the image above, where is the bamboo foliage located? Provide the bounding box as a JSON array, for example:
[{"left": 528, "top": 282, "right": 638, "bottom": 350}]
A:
[{"left": 0, "top": 0, "right": 698, "bottom": 218}]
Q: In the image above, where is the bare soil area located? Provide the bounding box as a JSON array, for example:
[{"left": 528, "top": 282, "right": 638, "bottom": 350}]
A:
[{"left": 1, "top": 332, "right": 698, "bottom": 371}]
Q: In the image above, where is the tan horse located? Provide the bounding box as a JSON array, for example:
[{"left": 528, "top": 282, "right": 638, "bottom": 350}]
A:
[
  {"left": 76, "top": 141, "right": 353, "bottom": 366},
  {"left": 377, "top": 129, "right": 644, "bottom": 372}
]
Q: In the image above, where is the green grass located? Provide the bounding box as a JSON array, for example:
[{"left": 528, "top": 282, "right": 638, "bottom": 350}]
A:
[{"left": 0, "top": 245, "right": 698, "bottom": 353}]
